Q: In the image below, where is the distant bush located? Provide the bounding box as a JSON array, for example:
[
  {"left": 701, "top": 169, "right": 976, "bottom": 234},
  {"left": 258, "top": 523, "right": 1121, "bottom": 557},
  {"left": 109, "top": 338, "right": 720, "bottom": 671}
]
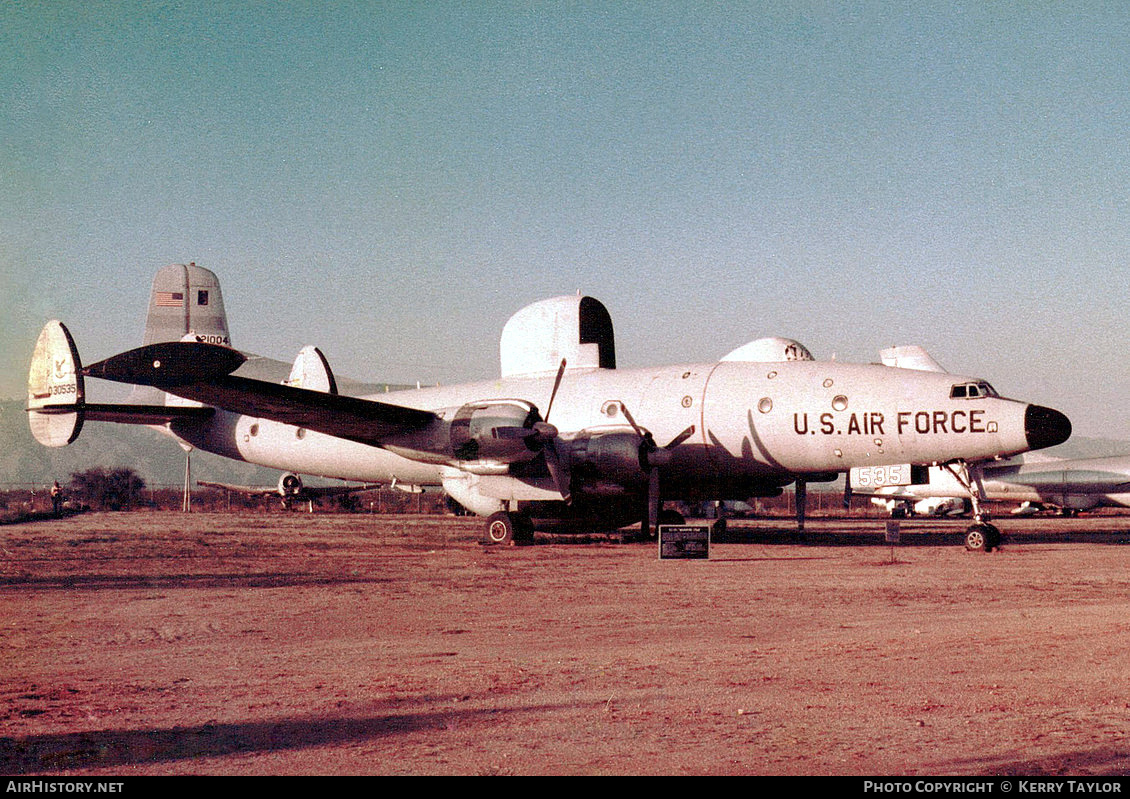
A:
[{"left": 68, "top": 467, "right": 146, "bottom": 511}]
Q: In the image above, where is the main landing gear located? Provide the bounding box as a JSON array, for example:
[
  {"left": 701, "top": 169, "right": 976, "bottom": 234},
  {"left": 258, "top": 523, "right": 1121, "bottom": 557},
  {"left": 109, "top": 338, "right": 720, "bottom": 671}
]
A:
[
  {"left": 483, "top": 510, "right": 534, "bottom": 546},
  {"left": 942, "top": 461, "right": 1001, "bottom": 553}
]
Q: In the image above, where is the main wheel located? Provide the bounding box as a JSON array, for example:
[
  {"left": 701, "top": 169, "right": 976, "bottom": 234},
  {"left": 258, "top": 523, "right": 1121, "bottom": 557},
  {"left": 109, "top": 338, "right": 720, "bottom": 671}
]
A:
[{"left": 484, "top": 512, "right": 516, "bottom": 545}]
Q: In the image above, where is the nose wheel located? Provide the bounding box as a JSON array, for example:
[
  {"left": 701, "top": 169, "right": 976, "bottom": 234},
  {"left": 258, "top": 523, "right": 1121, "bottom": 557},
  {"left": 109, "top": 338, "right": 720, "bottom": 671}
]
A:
[
  {"left": 944, "top": 460, "right": 1003, "bottom": 553},
  {"left": 964, "top": 522, "right": 1001, "bottom": 552}
]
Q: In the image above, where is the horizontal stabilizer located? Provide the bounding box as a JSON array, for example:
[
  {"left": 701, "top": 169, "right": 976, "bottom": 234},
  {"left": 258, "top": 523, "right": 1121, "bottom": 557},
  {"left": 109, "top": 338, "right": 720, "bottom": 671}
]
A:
[
  {"left": 83, "top": 404, "right": 214, "bottom": 425},
  {"left": 32, "top": 401, "right": 212, "bottom": 426},
  {"left": 197, "top": 479, "right": 379, "bottom": 498}
]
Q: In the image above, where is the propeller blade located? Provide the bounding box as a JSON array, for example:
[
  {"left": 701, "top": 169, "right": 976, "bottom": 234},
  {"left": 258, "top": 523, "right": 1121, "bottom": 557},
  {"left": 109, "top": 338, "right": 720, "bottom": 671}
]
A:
[
  {"left": 665, "top": 425, "right": 696, "bottom": 449},
  {"left": 618, "top": 402, "right": 645, "bottom": 438},
  {"left": 543, "top": 437, "right": 571, "bottom": 503},
  {"left": 642, "top": 425, "right": 695, "bottom": 470},
  {"left": 796, "top": 478, "right": 807, "bottom": 531},
  {"left": 531, "top": 421, "right": 558, "bottom": 438},
  {"left": 544, "top": 358, "right": 567, "bottom": 422},
  {"left": 843, "top": 471, "right": 853, "bottom": 511}
]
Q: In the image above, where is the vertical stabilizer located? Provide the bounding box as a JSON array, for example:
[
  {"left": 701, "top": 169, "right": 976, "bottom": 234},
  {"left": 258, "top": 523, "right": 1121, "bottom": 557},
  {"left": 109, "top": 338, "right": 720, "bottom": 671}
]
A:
[
  {"left": 27, "top": 321, "right": 85, "bottom": 446},
  {"left": 143, "top": 263, "right": 231, "bottom": 346},
  {"left": 285, "top": 346, "right": 339, "bottom": 394}
]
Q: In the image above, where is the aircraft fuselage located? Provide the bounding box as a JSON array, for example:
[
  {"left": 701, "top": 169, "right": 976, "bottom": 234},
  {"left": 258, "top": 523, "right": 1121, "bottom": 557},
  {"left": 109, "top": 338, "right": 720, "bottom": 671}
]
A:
[{"left": 170, "top": 358, "right": 1059, "bottom": 502}]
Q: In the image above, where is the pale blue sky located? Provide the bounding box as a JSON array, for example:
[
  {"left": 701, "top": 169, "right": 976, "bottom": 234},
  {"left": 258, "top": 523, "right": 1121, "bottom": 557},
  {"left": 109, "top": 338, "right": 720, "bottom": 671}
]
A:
[{"left": 4, "top": 2, "right": 1130, "bottom": 437}]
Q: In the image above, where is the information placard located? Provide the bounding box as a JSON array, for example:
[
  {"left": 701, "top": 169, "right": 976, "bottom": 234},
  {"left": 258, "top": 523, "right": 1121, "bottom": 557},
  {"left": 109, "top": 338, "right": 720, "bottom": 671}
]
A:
[{"left": 659, "top": 525, "right": 710, "bottom": 559}]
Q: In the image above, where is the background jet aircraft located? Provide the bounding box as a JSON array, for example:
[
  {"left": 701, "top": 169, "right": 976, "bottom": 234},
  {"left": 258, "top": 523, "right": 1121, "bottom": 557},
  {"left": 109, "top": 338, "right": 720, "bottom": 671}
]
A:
[
  {"left": 27, "top": 264, "right": 1071, "bottom": 548},
  {"left": 863, "top": 453, "right": 1130, "bottom": 517},
  {"left": 869, "top": 494, "right": 970, "bottom": 518}
]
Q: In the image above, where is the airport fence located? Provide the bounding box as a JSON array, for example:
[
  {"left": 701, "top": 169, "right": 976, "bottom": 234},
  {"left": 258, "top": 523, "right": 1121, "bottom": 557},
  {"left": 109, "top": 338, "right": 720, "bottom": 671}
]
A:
[
  {"left": 0, "top": 482, "right": 450, "bottom": 518},
  {"left": 7, "top": 482, "right": 1101, "bottom": 522}
]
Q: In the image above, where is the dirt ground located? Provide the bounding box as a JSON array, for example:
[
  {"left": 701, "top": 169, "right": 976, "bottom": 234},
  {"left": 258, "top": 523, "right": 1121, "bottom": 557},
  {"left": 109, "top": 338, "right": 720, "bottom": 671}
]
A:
[{"left": 2, "top": 511, "right": 1130, "bottom": 776}]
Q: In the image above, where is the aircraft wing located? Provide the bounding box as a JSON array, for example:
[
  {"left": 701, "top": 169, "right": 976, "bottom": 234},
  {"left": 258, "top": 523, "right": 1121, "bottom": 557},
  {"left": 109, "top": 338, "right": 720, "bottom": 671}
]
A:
[{"left": 83, "top": 341, "right": 439, "bottom": 446}]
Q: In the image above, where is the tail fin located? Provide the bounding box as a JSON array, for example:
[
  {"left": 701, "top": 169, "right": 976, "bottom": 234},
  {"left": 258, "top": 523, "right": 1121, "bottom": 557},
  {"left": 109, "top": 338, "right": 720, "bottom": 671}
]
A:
[
  {"left": 27, "top": 320, "right": 85, "bottom": 447},
  {"left": 143, "top": 263, "right": 231, "bottom": 347},
  {"left": 284, "top": 346, "right": 339, "bottom": 394},
  {"left": 879, "top": 345, "right": 948, "bottom": 373},
  {"left": 135, "top": 263, "right": 231, "bottom": 405}
]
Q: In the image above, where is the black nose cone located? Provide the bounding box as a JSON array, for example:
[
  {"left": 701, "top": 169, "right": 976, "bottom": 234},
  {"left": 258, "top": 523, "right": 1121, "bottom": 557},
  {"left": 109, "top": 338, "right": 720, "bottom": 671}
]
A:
[{"left": 1025, "top": 405, "right": 1071, "bottom": 451}]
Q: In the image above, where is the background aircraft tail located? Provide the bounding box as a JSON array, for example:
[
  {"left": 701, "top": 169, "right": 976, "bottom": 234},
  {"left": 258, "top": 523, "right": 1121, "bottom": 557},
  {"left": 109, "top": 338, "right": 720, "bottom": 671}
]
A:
[
  {"left": 132, "top": 263, "right": 232, "bottom": 405},
  {"left": 143, "top": 263, "right": 231, "bottom": 347}
]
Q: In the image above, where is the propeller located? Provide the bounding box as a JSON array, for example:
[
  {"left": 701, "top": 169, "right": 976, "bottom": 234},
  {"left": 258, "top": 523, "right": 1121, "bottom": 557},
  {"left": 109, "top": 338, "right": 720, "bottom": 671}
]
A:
[
  {"left": 617, "top": 402, "right": 696, "bottom": 537},
  {"left": 527, "top": 359, "right": 571, "bottom": 502},
  {"left": 843, "top": 471, "right": 853, "bottom": 512}
]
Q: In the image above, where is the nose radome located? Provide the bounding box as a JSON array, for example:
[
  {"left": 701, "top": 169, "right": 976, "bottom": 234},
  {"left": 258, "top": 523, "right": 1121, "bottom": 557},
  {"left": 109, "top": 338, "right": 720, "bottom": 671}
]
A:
[{"left": 1025, "top": 405, "right": 1072, "bottom": 451}]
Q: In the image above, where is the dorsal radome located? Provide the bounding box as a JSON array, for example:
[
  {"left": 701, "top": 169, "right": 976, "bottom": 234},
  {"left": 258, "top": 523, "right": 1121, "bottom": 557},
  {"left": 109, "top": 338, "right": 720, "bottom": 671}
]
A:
[
  {"left": 720, "top": 336, "right": 814, "bottom": 363},
  {"left": 499, "top": 295, "right": 616, "bottom": 377}
]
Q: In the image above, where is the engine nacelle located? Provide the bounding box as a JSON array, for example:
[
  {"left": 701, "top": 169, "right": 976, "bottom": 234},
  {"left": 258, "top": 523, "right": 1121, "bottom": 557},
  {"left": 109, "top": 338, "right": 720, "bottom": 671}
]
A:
[
  {"left": 568, "top": 432, "right": 648, "bottom": 490},
  {"left": 449, "top": 400, "right": 541, "bottom": 463},
  {"left": 278, "top": 472, "right": 303, "bottom": 497}
]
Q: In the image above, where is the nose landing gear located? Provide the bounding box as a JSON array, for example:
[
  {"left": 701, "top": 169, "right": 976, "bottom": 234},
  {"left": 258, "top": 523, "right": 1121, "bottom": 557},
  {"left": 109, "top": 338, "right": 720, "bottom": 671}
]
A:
[
  {"left": 943, "top": 461, "right": 1002, "bottom": 553},
  {"left": 963, "top": 521, "right": 1001, "bottom": 552}
]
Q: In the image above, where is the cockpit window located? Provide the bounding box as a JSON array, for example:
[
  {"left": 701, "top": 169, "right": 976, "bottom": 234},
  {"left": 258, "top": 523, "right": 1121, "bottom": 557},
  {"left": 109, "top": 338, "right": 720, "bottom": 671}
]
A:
[{"left": 950, "top": 381, "right": 999, "bottom": 399}]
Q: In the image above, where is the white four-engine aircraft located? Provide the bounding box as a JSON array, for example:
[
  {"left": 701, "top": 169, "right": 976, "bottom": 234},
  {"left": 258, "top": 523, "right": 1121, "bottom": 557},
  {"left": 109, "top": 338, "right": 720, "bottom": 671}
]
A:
[
  {"left": 196, "top": 476, "right": 381, "bottom": 511},
  {"left": 28, "top": 264, "right": 1071, "bottom": 548}
]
